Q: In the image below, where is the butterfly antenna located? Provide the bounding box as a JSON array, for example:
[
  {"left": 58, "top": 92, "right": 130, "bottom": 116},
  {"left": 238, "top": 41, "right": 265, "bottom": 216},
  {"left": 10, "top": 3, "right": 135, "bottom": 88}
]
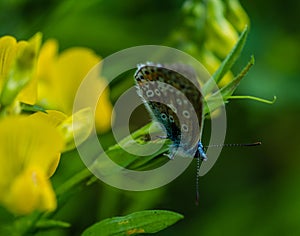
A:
[
  {"left": 206, "top": 141, "right": 261, "bottom": 148},
  {"left": 195, "top": 156, "right": 202, "bottom": 206},
  {"left": 196, "top": 141, "right": 261, "bottom": 205}
]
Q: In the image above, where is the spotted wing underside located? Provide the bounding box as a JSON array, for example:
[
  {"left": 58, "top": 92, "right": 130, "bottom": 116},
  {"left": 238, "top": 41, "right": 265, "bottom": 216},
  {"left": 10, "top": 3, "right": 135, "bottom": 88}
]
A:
[{"left": 134, "top": 63, "right": 204, "bottom": 157}]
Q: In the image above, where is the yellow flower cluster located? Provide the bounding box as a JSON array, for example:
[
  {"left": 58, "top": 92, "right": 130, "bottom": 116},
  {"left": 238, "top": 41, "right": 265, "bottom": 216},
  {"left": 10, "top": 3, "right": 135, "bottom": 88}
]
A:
[{"left": 0, "top": 34, "right": 113, "bottom": 215}]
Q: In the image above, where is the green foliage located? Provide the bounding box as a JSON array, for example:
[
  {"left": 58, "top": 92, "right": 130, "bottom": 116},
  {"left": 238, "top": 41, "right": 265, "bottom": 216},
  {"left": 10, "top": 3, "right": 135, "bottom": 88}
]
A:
[
  {"left": 82, "top": 210, "right": 183, "bottom": 236},
  {"left": 20, "top": 102, "right": 47, "bottom": 114},
  {"left": 1, "top": 0, "right": 298, "bottom": 235},
  {"left": 35, "top": 219, "right": 71, "bottom": 230},
  {"left": 0, "top": 23, "right": 274, "bottom": 236},
  {"left": 202, "top": 26, "right": 249, "bottom": 95}
]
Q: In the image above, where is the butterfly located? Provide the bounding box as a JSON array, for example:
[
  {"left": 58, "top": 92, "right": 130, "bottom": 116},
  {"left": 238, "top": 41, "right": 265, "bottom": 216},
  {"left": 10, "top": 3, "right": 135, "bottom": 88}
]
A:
[
  {"left": 134, "top": 62, "right": 207, "bottom": 161},
  {"left": 134, "top": 62, "right": 262, "bottom": 203}
]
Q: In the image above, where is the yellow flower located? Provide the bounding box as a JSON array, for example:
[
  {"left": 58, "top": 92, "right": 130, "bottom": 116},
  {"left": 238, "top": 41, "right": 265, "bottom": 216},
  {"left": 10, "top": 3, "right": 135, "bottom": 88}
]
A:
[
  {"left": 0, "top": 115, "right": 64, "bottom": 215},
  {"left": 0, "top": 33, "right": 41, "bottom": 108},
  {"left": 31, "top": 108, "right": 94, "bottom": 152},
  {"left": 37, "top": 40, "right": 113, "bottom": 133}
]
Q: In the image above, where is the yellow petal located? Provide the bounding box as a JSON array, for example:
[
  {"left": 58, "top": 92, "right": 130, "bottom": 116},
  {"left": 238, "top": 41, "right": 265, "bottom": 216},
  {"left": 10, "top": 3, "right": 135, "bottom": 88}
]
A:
[
  {"left": 0, "top": 36, "right": 17, "bottom": 88},
  {"left": 0, "top": 33, "right": 42, "bottom": 106},
  {"left": 30, "top": 109, "right": 68, "bottom": 127},
  {"left": 58, "top": 108, "right": 93, "bottom": 151},
  {"left": 95, "top": 86, "right": 114, "bottom": 133},
  {"left": 30, "top": 109, "right": 95, "bottom": 151},
  {"left": 27, "top": 110, "right": 67, "bottom": 176},
  {"left": 36, "top": 39, "right": 58, "bottom": 84},
  {"left": 36, "top": 42, "right": 113, "bottom": 133},
  {"left": 3, "top": 167, "right": 56, "bottom": 215},
  {"left": 56, "top": 48, "right": 101, "bottom": 113},
  {"left": 38, "top": 46, "right": 101, "bottom": 113},
  {"left": 17, "top": 32, "right": 42, "bottom": 104},
  {"left": 0, "top": 115, "right": 64, "bottom": 194},
  {"left": 47, "top": 153, "right": 61, "bottom": 177},
  {"left": 29, "top": 108, "right": 94, "bottom": 151}
]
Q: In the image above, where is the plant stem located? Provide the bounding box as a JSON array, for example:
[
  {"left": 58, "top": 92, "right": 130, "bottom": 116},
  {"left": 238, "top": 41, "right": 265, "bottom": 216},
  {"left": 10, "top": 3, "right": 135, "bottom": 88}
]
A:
[{"left": 228, "top": 95, "right": 277, "bottom": 104}]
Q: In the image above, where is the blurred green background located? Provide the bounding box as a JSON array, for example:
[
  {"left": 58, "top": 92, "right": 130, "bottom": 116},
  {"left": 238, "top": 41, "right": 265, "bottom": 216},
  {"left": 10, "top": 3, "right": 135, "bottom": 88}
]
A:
[{"left": 1, "top": 0, "right": 299, "bottom": 235}]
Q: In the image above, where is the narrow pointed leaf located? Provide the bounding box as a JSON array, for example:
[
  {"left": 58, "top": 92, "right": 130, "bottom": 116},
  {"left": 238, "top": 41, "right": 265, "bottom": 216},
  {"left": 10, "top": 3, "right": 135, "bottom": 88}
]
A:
[
  {"left": 36, "top": 219, "right": 71, "bottom": 229},
  {"left": 202, "top": 25, "right": 249, "bottom": 95},
  {"left": 219, "top": 55, "right": 254, "bottom": 99},
  {"left": 203, "top": 55, "right": 254, "bottom": 115},
  {"left": 90, "top": 123, "right": 169, "bottom": 175},
  {"left": 20, "top": 102, "right": 47, "bottom": 114}
]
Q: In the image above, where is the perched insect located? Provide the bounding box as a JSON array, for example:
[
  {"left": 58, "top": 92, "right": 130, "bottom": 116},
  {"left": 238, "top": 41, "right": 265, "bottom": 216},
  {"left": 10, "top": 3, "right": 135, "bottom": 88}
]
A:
[
  {"left": 134, "top": 62, "right": 206, "bottom": 159},
  {"left": 134, "top": 62, "right": 261, "bottom": 203},
  {"left": 134, "top": 62, "right": 206, "bottom": 202}
]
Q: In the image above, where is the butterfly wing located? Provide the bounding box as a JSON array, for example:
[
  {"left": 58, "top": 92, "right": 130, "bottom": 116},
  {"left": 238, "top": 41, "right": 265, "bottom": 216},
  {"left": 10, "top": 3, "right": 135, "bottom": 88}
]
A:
[{"left": 134, "top": 63, "right": 204, "bottom": 158}]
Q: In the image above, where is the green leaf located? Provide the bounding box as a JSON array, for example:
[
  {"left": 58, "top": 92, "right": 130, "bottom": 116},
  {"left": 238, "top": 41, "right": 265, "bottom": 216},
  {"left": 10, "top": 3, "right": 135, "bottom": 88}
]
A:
[
  {"left": 202, "top": 25, "right": 249, "bottom": 95},
  {"left": 90, "top": 123, "right": 170, "bottom": 175},
  {"left": 36, "top": 219, "right": 71, "bottom": 229},
  {"left": 82, "top": 210, "right": 184, "bottom": 236},
  {"left": 204, "top": 55, "right": 254, "bottom": 115},
  {"left": 228, "top": 95, "right": 277, "bottom": 104},
  {"left": 20, "top": 102, "right": 47, "bottom": 114},
  {"left": 219, "top": 55, "right": 255, "bottom": 99}
]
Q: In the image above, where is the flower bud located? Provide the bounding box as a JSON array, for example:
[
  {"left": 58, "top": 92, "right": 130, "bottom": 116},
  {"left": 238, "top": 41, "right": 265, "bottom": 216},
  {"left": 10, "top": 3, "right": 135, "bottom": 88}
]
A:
[
  {"left": 205, "top": 0, "right": 238, "bottom": 57},
  {"left": 225, "top": 0, "right": 250, "bottom": 32}
]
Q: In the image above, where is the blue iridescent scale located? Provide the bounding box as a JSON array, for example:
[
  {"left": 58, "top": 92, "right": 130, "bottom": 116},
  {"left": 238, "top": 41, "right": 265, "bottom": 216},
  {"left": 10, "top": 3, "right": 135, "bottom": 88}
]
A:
[{"left": 134, "top": 62, "right": 207, "bottom": 161}]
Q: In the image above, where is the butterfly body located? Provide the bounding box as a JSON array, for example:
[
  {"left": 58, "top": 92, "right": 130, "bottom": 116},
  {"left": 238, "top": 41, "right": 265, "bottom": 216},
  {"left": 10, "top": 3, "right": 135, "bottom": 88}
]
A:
[{"left": 134, "top": 62, "right": 207, "bottom": 161}]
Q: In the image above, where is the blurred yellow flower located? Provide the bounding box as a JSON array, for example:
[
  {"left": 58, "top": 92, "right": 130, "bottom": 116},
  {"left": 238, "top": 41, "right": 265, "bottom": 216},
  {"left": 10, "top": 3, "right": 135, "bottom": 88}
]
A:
[
  {"left": 205, "top": 0, "right": 239, "bottom": 58},
  {"left": 225, "top": 0, "right": 250, "bottom": 32},
  {"left": 37, "top": 39, "right": 113, "bottom": 133},
  {"left": 31, "top": 108, "right": 94, "bottom": 152},
  {"left": 174, "top": 0, "right": 249, "bottom": 87},
  {"left": 0, "top": 33, "right": 100, "bottom": 215},
  {"left": 0, "top": 115, "right": 64, "bottom": 215},
  {"left": 0, "top": 33, "right": 41, "bottom": 108},
  {"left": 200, "top": 48, "right": 234, "bottom": 87}
]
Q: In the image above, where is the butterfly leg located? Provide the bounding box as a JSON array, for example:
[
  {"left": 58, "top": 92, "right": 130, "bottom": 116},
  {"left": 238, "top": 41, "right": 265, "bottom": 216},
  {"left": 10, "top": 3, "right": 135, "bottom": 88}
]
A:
[
  {"left": 156, "top": 135, "right": 167, "bottom": 139},
  {"left": 163, "top": 153, "right": 175, "bottom": 160}
]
